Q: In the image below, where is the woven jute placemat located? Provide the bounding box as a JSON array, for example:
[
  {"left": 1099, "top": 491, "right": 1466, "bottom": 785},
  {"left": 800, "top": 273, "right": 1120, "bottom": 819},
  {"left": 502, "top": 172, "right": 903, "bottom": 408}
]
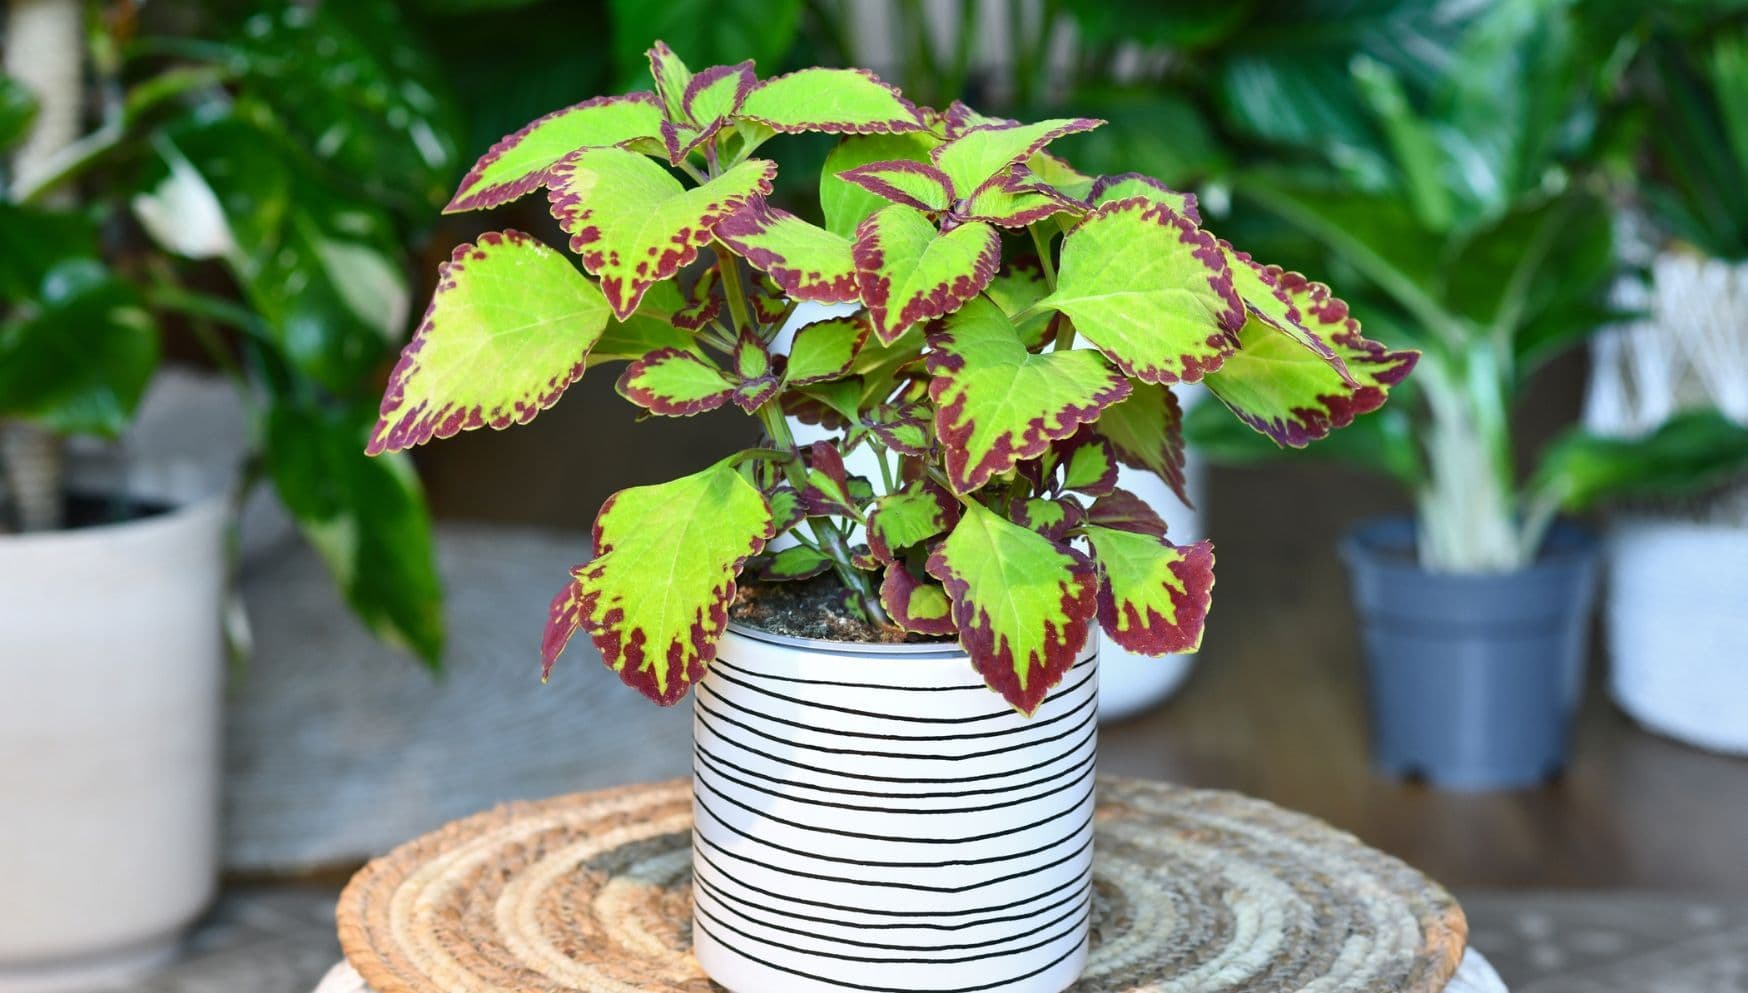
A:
[{"left": 335, "top": 777, "right": 1466, "bottom": 993}]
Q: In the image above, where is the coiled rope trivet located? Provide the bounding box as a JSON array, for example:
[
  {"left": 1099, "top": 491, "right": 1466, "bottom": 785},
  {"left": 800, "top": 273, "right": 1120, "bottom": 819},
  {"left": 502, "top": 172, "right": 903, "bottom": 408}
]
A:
[{"left": 330, "top": 777, "right": 1469, "bottom": 993}]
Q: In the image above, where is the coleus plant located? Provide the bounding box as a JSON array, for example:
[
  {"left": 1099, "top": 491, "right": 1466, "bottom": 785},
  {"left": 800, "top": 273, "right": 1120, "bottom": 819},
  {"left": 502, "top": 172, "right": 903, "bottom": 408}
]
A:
[{"left": 367, "top": 42, "right": 1416, "bottom": 714}]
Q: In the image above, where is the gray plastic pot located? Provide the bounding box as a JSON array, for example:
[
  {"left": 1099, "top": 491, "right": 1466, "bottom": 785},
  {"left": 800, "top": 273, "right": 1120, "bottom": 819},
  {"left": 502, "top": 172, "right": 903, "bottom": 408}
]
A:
[{"left": 1341, "top": 517, "right": 1600, "bottom": 791}]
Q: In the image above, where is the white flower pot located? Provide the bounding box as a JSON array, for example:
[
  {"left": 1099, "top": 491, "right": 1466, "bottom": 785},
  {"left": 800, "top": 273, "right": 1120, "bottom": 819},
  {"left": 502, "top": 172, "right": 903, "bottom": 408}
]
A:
[
  {"left": 1606, "top": 518, "right": 1748, "bottom": 755},
  {"left": 0, "top": 494, "right": 227, "bottom": 993},
  {"left": 692, "top": 626, "right": 1098, "bottom": 993}
]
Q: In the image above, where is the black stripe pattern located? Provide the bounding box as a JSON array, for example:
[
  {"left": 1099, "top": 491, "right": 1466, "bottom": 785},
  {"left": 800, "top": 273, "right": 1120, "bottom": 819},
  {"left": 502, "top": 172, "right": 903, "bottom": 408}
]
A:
[{"left": 692, "top": 629, "right": 1098, "bottom": 993}]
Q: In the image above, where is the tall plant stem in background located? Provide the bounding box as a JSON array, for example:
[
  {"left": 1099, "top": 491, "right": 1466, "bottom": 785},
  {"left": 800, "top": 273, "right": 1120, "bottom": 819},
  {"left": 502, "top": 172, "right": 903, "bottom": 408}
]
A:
[
  {"left": 2, "top": 0, "right": 82, "bottom": 532},
  {"left": 1416, "top": 351, "right": 1523, "bottom": 573}
]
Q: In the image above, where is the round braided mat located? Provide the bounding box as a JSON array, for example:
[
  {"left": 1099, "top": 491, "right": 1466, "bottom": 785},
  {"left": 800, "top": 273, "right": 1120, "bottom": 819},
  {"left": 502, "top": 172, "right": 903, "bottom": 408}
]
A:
[{"left": 336, "top": 777, "right": 1467, "bottom": 993}]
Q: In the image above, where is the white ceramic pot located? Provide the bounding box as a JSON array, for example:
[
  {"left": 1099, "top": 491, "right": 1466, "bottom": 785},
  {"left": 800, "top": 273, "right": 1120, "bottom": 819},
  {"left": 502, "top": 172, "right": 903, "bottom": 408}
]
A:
[
  {"left": 0, "top": 494, "right": 227, "bottom": 993},
  {"left": 1607, "top": 518, "right": 1748, "bottom": 755},
  {"left": 692, "top": 626, "right": 1098, "bottom": 993}
]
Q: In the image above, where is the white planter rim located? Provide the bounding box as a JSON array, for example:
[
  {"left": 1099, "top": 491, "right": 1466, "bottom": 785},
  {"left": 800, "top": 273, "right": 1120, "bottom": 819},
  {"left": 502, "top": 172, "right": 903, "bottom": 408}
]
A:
[
  {"left": 0, "top": 488, "right": 228, "bottom": 554},
  {"left": 726, "top": 620, "right": 964, "bottom": 658}
]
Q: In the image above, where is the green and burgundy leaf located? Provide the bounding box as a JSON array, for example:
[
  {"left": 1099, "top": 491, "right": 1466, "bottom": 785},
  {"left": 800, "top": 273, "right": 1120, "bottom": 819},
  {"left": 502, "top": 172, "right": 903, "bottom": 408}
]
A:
[
  {"left": 1057, "top": 429, "right": 1119, "bottom": 496},
  {"left": 958, "top": 165, "right": 1086, "bottom": 228},
  {"left": 738, "top": 67, "right": 927, "bottom": 135},
  {"left": 616, "top": 347, "right": 734, "bottom": 416},
  {"left": 767, "top": 486, "right": 806, "bottom": 533},
  {"left": 563, "top": 459, "right": 774, "bottom": 704},
  {"left": 853, "top": 204, "right": 999, "bottom": 344},
  {"left": 1087, "top": 488, "right": 1168, "bottom": 538},
  {"left": 1221, "top": 241, "right": 1351, "bottom": 381},
  {"left": 1025, "top": 151, "right": 1095, "bottom": 202},
  {"left": 836, "top": 160, "right": 956, "bottom": 212},
  {"left": 1096, "top": 380, "right": 1189, "bottom": 505},
  {"left": 867, "top": 478, "right": 958, "bottom": 563},
  {"left": 850, "top": 545, "right": 882, "bottom": 572},
  {"left": 784, "top": 378, "right": 860, "bottom": 430},
  {"left": 1010, "top": 496, "right": 1084, "bottom": 542},
  {"left": 1084, "top": 528, "right": 1214, "bottom": 656},
  {"left": 925, "top": 500, "right": 1098, "bottom": 714},
  {"left": 861, "top": 400, "right": 931, "bottom": 456},
  {"left": 660, "top": 116, "right": 724, "bottom": 165},
  {"left": 540, "top": 580, "right": 585, "bottom": 680},
  {"left": 369, "top": 231, "right": 609, "bottom": 455},
  {"left": 800, "top": 440, "right": 860, "bottom": 518},
  {"left": 983, "top": 255, "right": 1055, "bottom": 348},
  {"left": 715, "top": 199, "right": 859, "bottom": 303},
  {"left": 881, "top": 564, "right": 956, "bottom": 636},
  {"left": 1040, "top": 197, "right": 1244, "bottom": 384},
  {"left": 755, "top": 544, "right": 834, "bottom": 582},
  {"left": 929, "top": 118, "right": 1103, "bottom": 196},
  {"left": 446, "top": 93, "right": 663, "bottom": 213},
  {"left": 1086, "top": 173, "right": 1201, "bottom": 225},
  {"left": 925, "top": 295, "right": 1130, "bottom": 493},
  {"left": 1204, "top": 274, "right": 1418, "bottom": 446},
  {"left": 820, "top": 131, "right": 944, "bottom": 237},
  {"left": 941, "top": 100, "right": 1018, "bottom": 138},
  {"left": 674, "top": 267, "right": 723, "bottom": 330},
  {"left": 730, "top": 329, "right": 780, "bottom": 412},
  {"left": 682, "top": 60, "right": 756, "bottom": 125},
  {"left": 784, "top": 314, "right": 869, "bottom": 386},
  {"left": 647, "top": 41, "right": 693, "bottom": 120},
  {"left": 546, "top": 148, "right": 774, "bottom": 318}
]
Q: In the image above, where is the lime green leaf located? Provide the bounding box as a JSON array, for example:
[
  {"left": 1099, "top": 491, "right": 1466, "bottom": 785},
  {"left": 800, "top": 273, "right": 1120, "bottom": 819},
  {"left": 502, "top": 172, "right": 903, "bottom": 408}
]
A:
[
  {"left": 1098, "top": 380, "right": 1188, "bottom": 503},
  {"left": 616, "top": 348, "right": 733, "bottom": 416},
  {"left": 1041, "top": 197, "right": 1245, "bottom": 384},
  {"left": 267, "top": 401, "right": 445, "bottom": 667},
  {"left": 861, "top": 400, "right": 932, "bottom": 456},
  {"left": 1084, "top": 527, "right": 1214, "bottom": 656},
  {"left": 837, "top": 160, "right": 956, "bottom": 212},
  {"left": 1087, "top": 173, "right": 1200, "bottom": 224},
  {"left": 867, "top": 478, "right": 958, "bottom": 563},
  {"left": 683, "top": 61, "right": 755, "bottom": 124},
  {"left": 925, "top": 295, "right": 1130, "bottom": 493},
  {"left": 1059, "top": 430, "right": 1119, "bottom": 496},
  {"left": 730, "top": 330, "right": 780, "bottom": 412},
  {"left": 715, "top": 199, "right": 858, "bottom": 303},
  {"left": 0, "top": 264, "right": 157, "bottom": 438},
  {"left": 1222, "top": 242, "right": 1351, "bottom": 382},
  {"left": 588, "top": 285, "right": 700, "bottom": 366},
  {"left": 925, "top": 501, "right": 1098, "bottom": 714},
  {"left": 983, "top": 256, "right": 1056, "bottom": 348},
  {"left": 738, "top": 67, "right": 927, "bottom": 135},
  {"left": 1202, "top": 274, "right": 1417, "bottom": 447},
  {"left": 784, "top": 315, "right": 869, "bottom": 386},
  {"left": 547, "top": 459, "right": 774, "bottom": 704},
  {"left": 929, "top": 118, "right": 1103, "bottom": 196},
  {"left": 853, "top": 204, "right": 999, "bottom": 344},
  {"left": 961, "top": 169, "right": 1085, "bottom": 227},
  {"left": 545, "top": 147, "right": 775, "bottom": 318},
  {"left": 768, "top": 486, "right": 806, "bottom": 533},
  {"left": 369, "top": 231, "right": 609, "bottom": 454},
  {"left": 880, "top": 564, "right": 956, "bottom": 636},
  {"left": 445, "top": 93, "right": 663, "bottom": 213},
  {"left": 755, "top": 545, "right": 834, "bottom": 582},
  {"left": 647, "top": 40, "right": 693, "bottom": 120},
  {"left": 1010, "top": 496, "right": 1084, "bottom": 542},
  {"left": 820, "top": 132, "right": 944, "bottom": 238}
]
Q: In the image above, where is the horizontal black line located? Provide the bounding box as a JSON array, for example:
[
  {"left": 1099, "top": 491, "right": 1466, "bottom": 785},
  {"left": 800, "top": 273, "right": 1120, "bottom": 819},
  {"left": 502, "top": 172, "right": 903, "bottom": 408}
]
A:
[
  {"left": 696, "top": 772, "right": 1094, "bottom": 846},
  {"left": 695, "top": 897, "right": 1091, "bottom": 965},
  {"left": 708, "top": 660, "right": 1096, "bottom": 726},
  {"left": 693, "top": 803, "right": 1094, "bottom": 881},
  {"left": 693, "top": 745, "right": 1095, "bottom": 815},
  {"left": 693, "top": 844, "right": 1093, "bottom": 922},
  {"left": 697, "top": 675, "right": 1095, "bottom": 743},
  {"left": 688, "top": 874, "right": 1083, "bottom": 937},
  {"left": 693, "top": 914, "right": 1086, "bottom": 993},
  {"left": 694, "top": 685, "right": 1098, "bottom": 760},
  {"left": 693, "top": 705, "right": 1098, "bottom": 787}
]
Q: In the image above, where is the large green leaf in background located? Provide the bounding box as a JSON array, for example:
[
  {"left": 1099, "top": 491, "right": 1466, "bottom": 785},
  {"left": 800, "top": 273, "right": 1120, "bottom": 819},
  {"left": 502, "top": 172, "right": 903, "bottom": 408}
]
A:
[
  {"left": 0, "top": 75, "right": 37, "bottom": 151},
  {"left": 138, "top": 114, "right": 411, "bottom": 394},
  {"left": 266, "top": 401, "right": 445, "bottom": 667},
  {"left": 1534, "top": 410, "right": 1748, "bottom": 512},
  {"left": 0, "top": 262, "right": 158, "bottom": 437}
]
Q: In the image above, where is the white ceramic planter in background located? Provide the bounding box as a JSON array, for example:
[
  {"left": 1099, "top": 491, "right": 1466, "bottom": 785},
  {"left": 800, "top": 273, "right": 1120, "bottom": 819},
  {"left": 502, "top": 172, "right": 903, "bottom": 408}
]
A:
[
  {"left": 779, "top": 303, "right": 1202, "bottom": 724},
  {"left": 1607, "top": 519, "right": 1748, "bottom": 755},
  {"left": 692, "top": 626, "right": 1098, "bottom": 993},
  {"left": 0, "top": 494, "right": 227, "bottom": 993}
]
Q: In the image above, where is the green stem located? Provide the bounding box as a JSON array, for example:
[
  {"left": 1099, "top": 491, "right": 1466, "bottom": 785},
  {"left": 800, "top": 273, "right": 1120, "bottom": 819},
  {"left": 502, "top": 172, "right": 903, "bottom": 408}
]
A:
[
  {"left": 719, "top": 256, "right": 753, "bottom": 334},
  {"left": 756, "top": 403, "right": 887, "bottom": 623},
  {"left": 874, "top": 443, "right": 896, "bottom": 495}
]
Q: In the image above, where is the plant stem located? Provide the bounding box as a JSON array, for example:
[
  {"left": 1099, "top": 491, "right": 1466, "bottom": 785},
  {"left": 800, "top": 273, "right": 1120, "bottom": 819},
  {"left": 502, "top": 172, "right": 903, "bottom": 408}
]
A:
[
  {"left": 756, "top": 403, "right": 887, "bottom": 623},
  {"left": 1414, "top": 350, "right": 1523, "bottom": 572},
  {"left": 719, "top": 256, "right": 753, "bottom": 334}
]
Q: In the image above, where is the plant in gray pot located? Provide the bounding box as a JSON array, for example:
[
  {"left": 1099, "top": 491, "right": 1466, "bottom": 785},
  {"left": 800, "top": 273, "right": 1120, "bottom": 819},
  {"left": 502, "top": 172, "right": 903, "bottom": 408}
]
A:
[
  {"left": 0, "top": 3, "right": 446, "bottom": 987},
  {"left": 1186, "top": 2, "right": 1632, "bottom": 790},
  {"left": 369, "top": 40, "right": 1411, "bottom": 993}
]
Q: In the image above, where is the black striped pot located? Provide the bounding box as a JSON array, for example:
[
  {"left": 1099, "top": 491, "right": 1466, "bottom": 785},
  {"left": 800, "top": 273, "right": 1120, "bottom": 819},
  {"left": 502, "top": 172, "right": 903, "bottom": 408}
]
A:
[{"left": 691, "top": 625, "right": 1099, "bottom": 993}]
